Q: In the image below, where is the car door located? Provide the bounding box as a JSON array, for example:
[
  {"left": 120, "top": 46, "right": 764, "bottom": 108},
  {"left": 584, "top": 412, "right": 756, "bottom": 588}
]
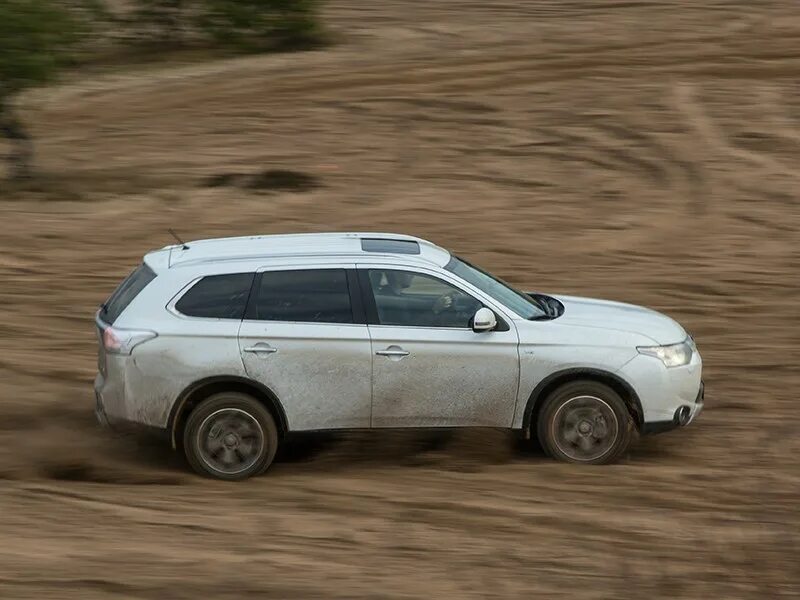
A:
[
  {"left": 358, "top": 265, "right": 520, "bottom": 428},
  {"left": 238, "top": 265, "right": 372, "bottom": 431}
]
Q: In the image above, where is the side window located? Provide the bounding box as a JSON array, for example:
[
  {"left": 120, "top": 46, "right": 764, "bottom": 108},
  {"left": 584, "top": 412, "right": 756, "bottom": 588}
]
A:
[
  {"left": 175, "top": 273, "right": 254, "bottom": 319},
  {"left": 367, "top": 269, "right": 481, "bottom": 328},
  {"left": 253, "top": 269, "right": 353, "bottom": 324}
]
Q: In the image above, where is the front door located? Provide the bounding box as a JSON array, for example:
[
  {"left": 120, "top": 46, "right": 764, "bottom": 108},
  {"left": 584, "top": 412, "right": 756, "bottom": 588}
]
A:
[
  {"left": 359, "top": 266, "right": 520, "bottom": 428},
  {"left": 238, "top": 266, "right": 372, "bottom": 431}
]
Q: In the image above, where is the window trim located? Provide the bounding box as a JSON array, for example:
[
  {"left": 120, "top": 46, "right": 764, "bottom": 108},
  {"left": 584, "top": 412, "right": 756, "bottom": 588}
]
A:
[
  {"left": 167, "top": 272, "right": 256, "bottom": 321},
  {"left": 357, "top": 266, "right": 510, "bottom": 331},
  {"left": 346, "top": 269, "right": 368, "bottom": 324},
  {"left": 167, "top": 276, "right": 204, "bottom": 320},
  {"left": 243, "top": 266, "right": 365, "bottom": 325}
]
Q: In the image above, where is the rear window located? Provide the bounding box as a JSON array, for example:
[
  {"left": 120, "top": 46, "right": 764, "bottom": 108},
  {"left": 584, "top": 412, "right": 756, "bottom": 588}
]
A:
[
  {"left": 175, "top": 273, "right": 254, "bottom": 319},
  {"left": 251, "top": 269, "right": 353, "bottom": 324},
  {"left": 102, "top": 264, "right": 156, "bottom": 325}
]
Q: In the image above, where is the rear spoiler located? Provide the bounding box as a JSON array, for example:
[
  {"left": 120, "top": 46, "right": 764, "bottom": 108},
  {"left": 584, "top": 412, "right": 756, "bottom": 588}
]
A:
[{"left": 143, "top": 248, "right": 174, "bottom": 272}]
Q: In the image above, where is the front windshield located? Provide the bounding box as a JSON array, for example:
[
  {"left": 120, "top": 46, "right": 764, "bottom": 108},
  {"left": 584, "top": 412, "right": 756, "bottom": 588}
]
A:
[{"left": 445, "top": 256, "right": 546, "bottom": 319}]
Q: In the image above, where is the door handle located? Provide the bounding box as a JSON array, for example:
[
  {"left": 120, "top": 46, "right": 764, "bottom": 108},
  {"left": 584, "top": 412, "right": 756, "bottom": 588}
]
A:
[
  {"left": 244, "top": 345, "right": 278, "bottom": 354},
  {"left": 376, "top": 349, "right": 410, "bottom": 357}
]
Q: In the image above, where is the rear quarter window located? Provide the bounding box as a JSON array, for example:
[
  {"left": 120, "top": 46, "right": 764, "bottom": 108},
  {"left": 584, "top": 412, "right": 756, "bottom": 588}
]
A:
[
  {"left": 102, "top": 264, "right": 156, "bottom": 325},
  {"left": 175, "top": 273, "right": 255, "bottom": 319}
]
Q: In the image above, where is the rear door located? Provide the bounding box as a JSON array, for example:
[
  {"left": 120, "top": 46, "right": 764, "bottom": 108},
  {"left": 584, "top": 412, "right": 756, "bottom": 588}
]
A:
[{"left": 238, "top": 265, "right": 372, "bottom": 431}]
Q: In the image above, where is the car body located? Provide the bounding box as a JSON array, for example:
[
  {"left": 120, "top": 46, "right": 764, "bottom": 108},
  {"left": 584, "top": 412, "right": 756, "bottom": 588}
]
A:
[{"left": 95, "top": 232, "right": 704, "bottom": 479}]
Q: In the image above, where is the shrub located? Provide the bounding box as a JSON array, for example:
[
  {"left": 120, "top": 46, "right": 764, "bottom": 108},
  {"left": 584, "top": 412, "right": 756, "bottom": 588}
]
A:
[
  {"left": 198, "top": 0, "right": 322, "bottom": 52},
  {"left": 0, "top": 0, "right": 87, "bottom": 179},
  {"left": 131, "top": 0, "right": 194, "bottom": 46},
  {"left": 128, "top": 0, "right": 323, "bottom": 51}
]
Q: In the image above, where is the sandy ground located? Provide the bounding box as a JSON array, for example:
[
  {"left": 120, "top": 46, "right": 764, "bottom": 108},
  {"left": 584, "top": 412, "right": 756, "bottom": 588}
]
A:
[{"left": 1, "top": 1, "right": 799, "bottom": 598}]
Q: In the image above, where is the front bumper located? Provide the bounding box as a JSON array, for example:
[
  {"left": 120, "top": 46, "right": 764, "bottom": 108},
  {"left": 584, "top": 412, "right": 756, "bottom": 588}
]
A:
[
  {"left": 618, "top": 343, "right": 703, "bottom": 428},
  {"left": 687, "top": 380, "right": 704, "bottom": 423},
  {"left": 642, "top": 381, "right": 704, "bottom": 435}
]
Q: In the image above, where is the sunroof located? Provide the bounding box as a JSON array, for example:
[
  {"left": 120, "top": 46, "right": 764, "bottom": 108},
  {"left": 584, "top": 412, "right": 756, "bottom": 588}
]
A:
[{"left": 360, "top": 239, "right": 421, "bottom": 255}]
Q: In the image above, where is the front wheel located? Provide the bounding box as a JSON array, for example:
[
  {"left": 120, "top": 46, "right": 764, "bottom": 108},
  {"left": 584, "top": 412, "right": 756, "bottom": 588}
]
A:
[
  {"left": 184, "top": 392, "right": 278, "bottom": 480},
  {"left": 537, "top": 381, "right": 633, "bottom": 464}
]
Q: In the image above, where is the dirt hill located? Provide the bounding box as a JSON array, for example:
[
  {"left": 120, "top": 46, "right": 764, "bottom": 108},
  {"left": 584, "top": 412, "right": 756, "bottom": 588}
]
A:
[{"left": 0, "top": 1, "right": 798, "bottom": 598}]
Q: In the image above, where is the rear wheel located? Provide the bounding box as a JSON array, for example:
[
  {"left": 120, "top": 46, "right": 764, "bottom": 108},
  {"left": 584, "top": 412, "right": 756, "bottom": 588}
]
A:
[
  {"left": 184, "top": 392, "right": 278, "bottom": 480},
  {"left": 537, "top": 381, "right": 632, "bottom": 464}
]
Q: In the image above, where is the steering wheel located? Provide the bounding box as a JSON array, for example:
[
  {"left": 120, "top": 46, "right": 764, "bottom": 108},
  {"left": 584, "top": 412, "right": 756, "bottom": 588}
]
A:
[{"left": 452, "top": 293, "right": 475, "bottom": 313}]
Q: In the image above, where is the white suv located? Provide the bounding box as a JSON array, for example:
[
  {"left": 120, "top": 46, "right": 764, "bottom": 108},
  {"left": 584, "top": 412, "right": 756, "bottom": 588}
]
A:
[{"left": 95, "top": 233, "right": 703, "bottom": 480}]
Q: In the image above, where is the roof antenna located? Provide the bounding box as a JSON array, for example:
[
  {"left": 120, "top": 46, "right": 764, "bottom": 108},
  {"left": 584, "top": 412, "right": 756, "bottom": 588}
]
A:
[{"left": 168, "top": 228, "right": 189, "bottom": 250}]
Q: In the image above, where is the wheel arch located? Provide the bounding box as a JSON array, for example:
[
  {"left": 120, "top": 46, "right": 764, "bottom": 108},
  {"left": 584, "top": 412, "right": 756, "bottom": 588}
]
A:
[
  {"left": 522, "top": 368, "right": 643, "bottom": 436},
  {"left": 168, "top": 376, "right": 289, "bottom": 449}
]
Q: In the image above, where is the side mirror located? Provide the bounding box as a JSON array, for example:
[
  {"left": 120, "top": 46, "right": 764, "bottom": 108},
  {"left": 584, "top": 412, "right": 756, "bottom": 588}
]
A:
[{"left": 472, "top": 307, "right": 497, "bottom": 332}]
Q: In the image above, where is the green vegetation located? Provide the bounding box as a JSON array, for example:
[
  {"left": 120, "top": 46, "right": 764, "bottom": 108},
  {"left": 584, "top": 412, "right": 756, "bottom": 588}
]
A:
[
  {"left": 131, "top": 0, "right": 322, "bottom": 51},
  {"left": 199, "top": 0, "right": 322, "bottom": 52},
  {"left": 0, "top": 0, "right": 323, "bottom": 180},
  {"left": 132, "top": 0, "right": 192, "bottom": 46},
  {"left": 0, "top": 0, "right": 86, "bottom": 179}
]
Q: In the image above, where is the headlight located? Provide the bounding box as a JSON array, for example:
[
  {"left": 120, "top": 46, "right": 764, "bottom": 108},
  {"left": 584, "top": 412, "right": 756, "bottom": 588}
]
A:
[{"left": 637, "top": 339, "right": 693, "bottom": 368}]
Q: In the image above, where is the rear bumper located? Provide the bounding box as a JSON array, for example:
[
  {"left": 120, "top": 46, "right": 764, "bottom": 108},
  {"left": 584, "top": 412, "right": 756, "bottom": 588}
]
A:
[
  {"left": 94, "top": 373, "right": 168, "bottom": 440},
  {"left": 642, "top": 381, "right": 704, "bottom": 435},
  {"left": 95, "top": 389, "right": 111, "bottom": 428}
]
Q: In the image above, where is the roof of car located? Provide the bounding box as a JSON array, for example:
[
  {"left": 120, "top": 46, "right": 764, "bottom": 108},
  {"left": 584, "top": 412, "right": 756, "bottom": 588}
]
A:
[{"left": 145, "top": 232, "right": 452, "bottom": 271}]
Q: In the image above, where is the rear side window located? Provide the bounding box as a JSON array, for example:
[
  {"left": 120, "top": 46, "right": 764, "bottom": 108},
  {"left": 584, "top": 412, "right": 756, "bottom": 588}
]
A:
[
  {"left": 102, "top": 264, "right": 156, "bottom": 324},
  {"left": 175, "top": 273, "right": 254, "bottom": 319},
  {"left": 252, "top": 269, "right": 353, "bottom": 324}
]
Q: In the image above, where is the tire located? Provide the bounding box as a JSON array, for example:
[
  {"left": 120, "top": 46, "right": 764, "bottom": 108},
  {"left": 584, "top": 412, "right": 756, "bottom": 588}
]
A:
[
  {"left": 183, "top": 392, "right": 278, "bottom": 480},
  {"left": 536, "top": 380, "right": 633, "bottom": 465}
]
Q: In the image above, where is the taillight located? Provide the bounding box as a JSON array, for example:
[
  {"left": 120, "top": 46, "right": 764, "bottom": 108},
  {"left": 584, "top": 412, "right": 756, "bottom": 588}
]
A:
[
  {"left": 103, "top": 327, "right": 121, "bottom": 352},
  {"left": 102, "top": 326, "right": 157, "bottom": 355}
]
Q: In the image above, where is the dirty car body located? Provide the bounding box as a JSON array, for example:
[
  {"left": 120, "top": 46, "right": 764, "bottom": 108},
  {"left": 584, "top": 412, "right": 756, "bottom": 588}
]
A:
[{"left": 95, "top": 233, "right": 704, "bottom": 479}]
